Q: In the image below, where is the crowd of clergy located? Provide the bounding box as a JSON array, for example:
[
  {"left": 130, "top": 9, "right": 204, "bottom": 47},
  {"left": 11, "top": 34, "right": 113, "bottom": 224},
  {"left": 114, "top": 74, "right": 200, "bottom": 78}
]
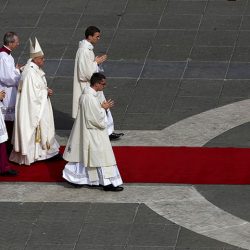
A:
[{"left": 0, "top": 26, "right": 124, "bottom": 192}]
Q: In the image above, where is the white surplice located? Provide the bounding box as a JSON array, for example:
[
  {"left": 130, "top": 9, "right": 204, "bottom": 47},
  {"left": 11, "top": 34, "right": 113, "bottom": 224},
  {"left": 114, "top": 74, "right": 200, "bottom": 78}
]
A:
[
  {"left": 10, "top": 61, "right": 59, "bottom": 165},
  {"left": 0, "top": 102, "right": 8, "bottom": 143},
  {"left": 63, "top": 86, "right": 123, "bottom": 185},
  {"left": 72, "top": 39, "right": 114, "bottom": 135},
  {"left": 0, "top": 46, "right": 21, "bottom": 121}
]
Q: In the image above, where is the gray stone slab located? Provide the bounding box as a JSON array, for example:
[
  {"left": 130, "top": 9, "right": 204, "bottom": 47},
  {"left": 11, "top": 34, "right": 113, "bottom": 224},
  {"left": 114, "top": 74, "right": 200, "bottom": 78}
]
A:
[
  {"left": 148, "top": 45, "right": 191, "bottom": 62},
  {"left": 178, "top": 79, "right": 223, "bottom": 97},
  {"left": 127, "top": 247, "right": 173, "bottom": 250},
  {"left": 205, "top": 0, "right": 247, "bottom": 16},
  {"left": 227, "top": 62, "right": 250, "bottom": 79},
  {"left": 32, "top": 28, "right": 74, "bottom": 45},
  {"left": 134, "top": 204, "right": 175, "bottom": 225},
  {"left": 204, "top": 122, "right": 250, "bottom": 148},
  {"left": 85, "top": 203, "right": 138, "bottom": 224},
  {"left": 159, "top": 14, "right": 202, "bottom": 30},
  {"left": 195, "top": 31, "right": 238, "bottom": 46},
  {"left": 237, "top": 31, "right": 250, "bottom": 46},
  {"left": 125, "top": 0, "right": 166, "bottom": 14},
  {"left": 196, "top": 185, "right": 250, "bottom": 222},
  {"left": 85, "top": 0, "right": 127, "bottom": 15},
  {"left": 221, "top": 79, "right": 250, "bottom": 98},
  {"left": 3, "top": 0, "right": 46, "bottom": 13},
  {"left": 104, "top": 61, "right": 143, "bottom": 78},
  {"left": 190, "top": 46, "right": 233, "bottom": 62},
  {"left": 37, "top": 13, "right": 81, "bottom": 28},
  {"left": 127, "top": 224, "right": 179, "bottom": 247},
  {"left": 176, "top": 227, "right": 227, "bottom": 248},
  {"left": 184, "top": 61, "right": 228, "bottom": 79},
  {"left": 44, "top": 0, "right": 88, "bottom": 13},
  {"left": 171, "top": 96, "right": 217, "bottom": 114},
  {"left": 120, "top": 14, "right": 160, "bottom": 29},
  {"left": 78, "top": 223, "right": 131, "bottom": 245},
  {"left": 75, "top": 246, "right": 124, "bottom": 250},
  {"left": 154, "top": 30, "right": 196, "bottom": 46},
  {"left": 25, "top": 244, "right": 74, "bottom": 250},
  {"left": 165, "top": 0, "right": 207, "bottom": 15},
  {"left": 217, "top": 96, "right": 246, "bottom": 107},
  {"left": 200, "top": 15, "right": 242, "bottom": 31},
  {"left": 50, "top": 77, "right": 73, "bottom": 93},
  {"left": 43, "top": 60, "right": 60, "bottom": 77},
  {"left": 78, "top": 15, "right": 120, "bottom": 30},
  {"left": 56, "top": 60, "right": 74, "bottom": 77},
  {"left": 142, "top": 61, "right": 186, "bottom": 79},
  {"left": 232, "top": 47, "right": 250, "bottom": 62},
  {"left": 0, "top": 12, "right": 39, "bottom": 27}
]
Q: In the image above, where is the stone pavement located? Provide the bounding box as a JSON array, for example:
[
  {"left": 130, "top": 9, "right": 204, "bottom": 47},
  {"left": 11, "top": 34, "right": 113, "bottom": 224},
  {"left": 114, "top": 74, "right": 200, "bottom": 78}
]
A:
[{"left": 1, "top": 0, "right": 250, "bottom": 249}]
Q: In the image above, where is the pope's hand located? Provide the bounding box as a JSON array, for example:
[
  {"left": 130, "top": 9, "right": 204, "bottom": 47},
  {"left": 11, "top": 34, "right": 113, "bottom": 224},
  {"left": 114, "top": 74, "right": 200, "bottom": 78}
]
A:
[
  {"left": 47, "top": 88, "right": 53, "bottom": 96},
  {"left": 101, "top": 99, "right": 114, "bottom": 110}
]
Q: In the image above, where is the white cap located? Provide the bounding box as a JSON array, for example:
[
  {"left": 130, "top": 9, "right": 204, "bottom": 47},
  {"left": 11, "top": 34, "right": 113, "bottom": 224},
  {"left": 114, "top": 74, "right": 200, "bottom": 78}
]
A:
[{"left": 29, "top": 37, "right": 44, "bottom": 59}]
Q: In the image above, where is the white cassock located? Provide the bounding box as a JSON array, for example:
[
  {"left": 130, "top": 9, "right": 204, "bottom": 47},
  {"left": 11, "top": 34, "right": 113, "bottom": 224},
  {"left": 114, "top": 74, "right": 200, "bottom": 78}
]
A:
[
  {"left": 0, "top": 102, "right": 8, "bottom": 143},
  {"left": 63, "top": 86, "right": 123, "bottom": 186},
  {"left": 72, "top": 39, "right": 114, "bottom": 135},
  {"left": 0, "top": 46, "right": 21, "bottom": 121},
  {"left": 10, "top": 61, "right": 60, "bottom": 165}
]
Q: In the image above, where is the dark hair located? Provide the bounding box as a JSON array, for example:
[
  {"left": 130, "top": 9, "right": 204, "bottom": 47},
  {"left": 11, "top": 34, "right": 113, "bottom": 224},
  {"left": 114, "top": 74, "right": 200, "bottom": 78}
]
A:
[
  {"left": 85, "top": 26, "right": 100, "bottom": 39},
  {"left": 90, "top": 73, "right": 106, "bottom": 86},
  {"left": 3, "top": 31, "right": 18, "bottom": 45}
]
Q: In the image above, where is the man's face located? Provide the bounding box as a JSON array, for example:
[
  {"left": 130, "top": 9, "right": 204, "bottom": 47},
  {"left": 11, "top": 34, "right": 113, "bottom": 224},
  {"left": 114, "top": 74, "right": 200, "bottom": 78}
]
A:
[
  {"left": 88, "top": 32, "right": 101, "bottom": 45},
  {"left": 33, "top": 56, "right": 45, "bottom": 68},
  {"left": 97, "top": 78, "right": 106, "bottom": 91},
  {"left": 9, "top": 35, "right": 20, "bottom": 50}
]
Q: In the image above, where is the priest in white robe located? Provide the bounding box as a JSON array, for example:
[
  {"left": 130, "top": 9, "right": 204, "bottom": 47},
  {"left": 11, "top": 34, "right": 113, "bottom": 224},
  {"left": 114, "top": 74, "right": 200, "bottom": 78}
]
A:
[
  {"left": 10, "top": 38, "right": 60, "bottom": 165},
  {"left": 0, "top": 32, "right": 22, "bottom": 154},
  {"left": 63, "top": 73, "right": 123, "bottom": 191},
  {"left": 72, "top": 26, "right": 123, "bottom": 140}
]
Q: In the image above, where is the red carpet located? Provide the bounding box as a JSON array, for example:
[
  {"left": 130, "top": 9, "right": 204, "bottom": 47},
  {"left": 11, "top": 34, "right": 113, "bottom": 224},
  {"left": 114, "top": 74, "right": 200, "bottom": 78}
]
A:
[{"left": 2, "top": 146, "right": 250, "bottom": 184}]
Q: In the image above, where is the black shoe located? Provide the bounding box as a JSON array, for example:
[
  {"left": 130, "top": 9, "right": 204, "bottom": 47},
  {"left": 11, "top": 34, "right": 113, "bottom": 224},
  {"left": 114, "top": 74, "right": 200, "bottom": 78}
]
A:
[
  {"left": 48, "top": 153, "right": 63, "bottom": 161},
  {"left": 103, "top": 184, "right": 124, "bottom": 192},
  {"left": 109, "top": 132, "right": 124, "bottom": 141},
  {"left": 66, "top": 181, "right": 83, "bottom": 188},
  {"left": 0, "top": 169, "right": 18, "bottom": 176}
]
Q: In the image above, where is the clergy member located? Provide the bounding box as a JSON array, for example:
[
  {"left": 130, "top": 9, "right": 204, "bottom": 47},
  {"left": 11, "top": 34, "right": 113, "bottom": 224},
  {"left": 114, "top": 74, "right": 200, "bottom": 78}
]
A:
[
  {"left": 10, "top": 38, "right": 60, "bottom": 165},
  {"left": 0, "top": 32, "right": 22, "bottom": 154},
  {"left": 72, "top": 26, "right": 123, "bottom": 140},
  {"left": 63, "top": 73, "right": 123, "bottom": 191},
  {"left": 0, "top": 90, "right": 17, "bottom": 176}
]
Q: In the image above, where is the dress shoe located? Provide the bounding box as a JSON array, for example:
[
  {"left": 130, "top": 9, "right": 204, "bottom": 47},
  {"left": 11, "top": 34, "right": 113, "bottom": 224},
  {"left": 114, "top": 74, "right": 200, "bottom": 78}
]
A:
[
  {"left": 66, "top": 181, "right": 84, "bottom": 188},
  {"left": 0, "top": 169, "right": 18, "bottom": 176},
  {"left": 103, "top": 184, "right": 124, "bottom": 192},
  {"left": 109, "top": 132, "right": 124, "bottom": 141}
]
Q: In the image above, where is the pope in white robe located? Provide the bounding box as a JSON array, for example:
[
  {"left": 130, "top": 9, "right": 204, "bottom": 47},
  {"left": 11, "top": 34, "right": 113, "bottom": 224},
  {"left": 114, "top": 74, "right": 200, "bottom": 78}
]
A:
[
  {"left": 63, "top": 73, "right": 123, "bottom": 191},
  {"left": 9, "top": 38, "right": 60, "bottom": 165}
]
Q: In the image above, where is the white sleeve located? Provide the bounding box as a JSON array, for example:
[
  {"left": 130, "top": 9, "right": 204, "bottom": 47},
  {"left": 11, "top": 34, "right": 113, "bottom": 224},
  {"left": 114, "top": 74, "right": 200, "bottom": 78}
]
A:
[{"left": 0, "top": 57, "right": 20, "bottom": 87}]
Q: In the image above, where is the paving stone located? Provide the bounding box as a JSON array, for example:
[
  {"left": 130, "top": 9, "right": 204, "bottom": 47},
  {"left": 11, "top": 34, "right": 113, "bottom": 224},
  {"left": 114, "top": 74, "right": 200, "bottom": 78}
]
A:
[
  {"left": 190, "top": 46, "right": 233, "bottom": 61},
  {"left": 205, "top": 0, "right": 247, "bottom": 16},
  {"left": 154, "top": 30, "right": 197, "bottom": 46},
  {"left": 231, "top": 47, "right": 250, "bottom": 62},
  {"left": 127, "top": 247, "right": 174, "bottom": 250},
  {"left": 159, "top": 14, "right": 202, "bottom": 30},
  {"left": 44, "top": 0, "right": 88, "bottom": 13},
  {"left": 142, "top": 61, "right": 186, "bottom": 79},
  {"left": 127, "top": 224, "right": 179, "bottom": 247},
  {"left": 200, "top": 15, "right": 242, "bottom": 31},
  {"left": 25, "top": 244, "right": 74, "bottom": 250},
  {"left": 227, "top": 62, "right": 250, "bottom": 79},
  {"left": 221, "top": 79, "right": 250, "bottom": 98},
  {"left": 184, "top": 61, "right": 228, "bottom": 79},
  {"left": 125, "top": 0, "right": 166, "bottom": 14},
  {"left": 56, "top": 60, "right": 74, "bottom": 77},
  {"left": 75, "top": 245, "right": 125, "bottom": 250},
  {"left": 195, "top": 30, "right": 238, "bottom": 46},
  {"left": 165, "top": 0, "right": 207, "bottom": 15},
  {"left": 3, "top": 0, "right": 46, "bottom": 13},
  {"left": 78, "top": 223, "right": 131, "bottom": 245},
  {"left": 237, "top": 31, "right": 250, "bottom": 46},
  {"left": 119, "top": 14, "right": 160, "bottom": 29}
]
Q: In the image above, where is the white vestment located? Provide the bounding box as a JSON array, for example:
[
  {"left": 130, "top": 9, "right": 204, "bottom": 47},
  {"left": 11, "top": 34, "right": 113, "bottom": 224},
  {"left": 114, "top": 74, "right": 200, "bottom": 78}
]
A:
[
  {"left": 72, "top": 39, "right": 114, "bottom": 135},
  {"left": 0, "top": 46, "right": 21, "bottom": 121},
  {"left": 0, "top": 102, "right": 8, "bottom": 143},
  {"left": 63, "top": 86, "right": 123, "bottom": 185},
  {"left": 10, "top": 62, "right": 59, "bottom": 165}
]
